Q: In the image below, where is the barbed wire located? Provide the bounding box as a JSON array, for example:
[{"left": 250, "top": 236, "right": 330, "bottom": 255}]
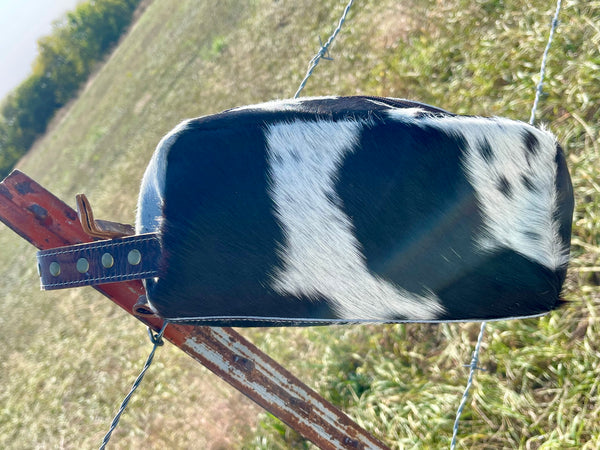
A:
[
  {"left": 294, "top": 0, "right": 355, "bottom": 98},
  {"left": 452, "top": 1, "right": 562, "bottom": 447},
  {"left": 530, "top": 0, "right": 563, "bottom": 125},
  {"left": 99, "top": 322, "right": 168, "bottom": 450},
  {"left": 451, "top": 321, "right": 486, "bottom": 450},
  {"left": 98, "top": 3, "right": 355, "bottom": 447}
]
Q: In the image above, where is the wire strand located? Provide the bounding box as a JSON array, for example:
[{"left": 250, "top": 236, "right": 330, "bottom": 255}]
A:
[
  {"left": 450, "top": 322, "right": 486, "bottom": 450},
  {"left": 99, "top": 322, "right": 168, "bottom": 450},
  {"left": 293, "top": 0, "right": 355, "bottom": 98},
  {"left": 529, "top": 0, "right": 562, "bottom": 125},
  {"left": 98, "top": 2, "right": 354, "bottom": 447},
  {"left": 452, "top": 2, "right": 562, "bottom": 447}
]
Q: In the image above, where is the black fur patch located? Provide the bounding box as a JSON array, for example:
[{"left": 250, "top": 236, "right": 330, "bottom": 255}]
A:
[
  {"left": 521, "top": 174, "right": 537, "bottom": 192},
  {"left": 523, "top": 129, "right": 540, "bottom": 155},
  {"left": 477, "top": 137, "right": 494, "bottom": 163},
  {"left": 336, "top": 119, "right": 484, "bottom": 297},
  {"left": 497, "top": 175, "right": 513, "bottom": 198}
]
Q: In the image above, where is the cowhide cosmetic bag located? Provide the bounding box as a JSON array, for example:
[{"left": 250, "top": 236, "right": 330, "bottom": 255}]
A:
[{"left": 37, "top": 96, "right": 574, "bottom": 326}]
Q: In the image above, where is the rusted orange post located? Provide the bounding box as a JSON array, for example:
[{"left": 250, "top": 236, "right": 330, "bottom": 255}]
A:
[{"left": 0, "top": 170, "right": 389, "bottom": 450}]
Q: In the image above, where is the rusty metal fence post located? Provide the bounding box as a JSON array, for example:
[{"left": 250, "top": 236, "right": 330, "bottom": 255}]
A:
[{"left": 0, "top": 170, "right": 389, "bottom": 450}]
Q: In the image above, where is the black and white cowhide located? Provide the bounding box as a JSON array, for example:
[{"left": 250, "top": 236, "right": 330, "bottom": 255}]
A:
[{"left": 136, "top": 96, "right": 574, "bottom": 326}]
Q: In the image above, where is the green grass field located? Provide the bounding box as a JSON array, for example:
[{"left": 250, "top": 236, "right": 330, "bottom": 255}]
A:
[{"left": 1, "top": 0, "right": 598, "bottom": 448}]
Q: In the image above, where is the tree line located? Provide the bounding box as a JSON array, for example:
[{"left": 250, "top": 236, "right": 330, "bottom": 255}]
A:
[{"left": 0, "top": 0, "right": 142, "bottom": 178}]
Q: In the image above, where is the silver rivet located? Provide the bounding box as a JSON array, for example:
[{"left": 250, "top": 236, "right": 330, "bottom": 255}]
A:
[
  {"left": 49, "top": 262, "right": 61, "bottom": 276},
  {"left": 101, "top": 253, "right": 114, "bottom": 268},
  {"left": 128, "top": 249, "right": 142, "bottom": 265},
  {"left": 76, "top": 258, "right": 89, "bottom": 273}
]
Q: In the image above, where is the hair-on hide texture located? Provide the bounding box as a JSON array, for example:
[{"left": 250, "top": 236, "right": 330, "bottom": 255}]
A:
[{"left": 136, "top": 96, "right": 574, "bottom": 326}]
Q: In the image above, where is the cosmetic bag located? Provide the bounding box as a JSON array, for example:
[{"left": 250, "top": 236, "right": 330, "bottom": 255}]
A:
[{"left": 37, "top": 96, "right": 574, "bottom": 326}]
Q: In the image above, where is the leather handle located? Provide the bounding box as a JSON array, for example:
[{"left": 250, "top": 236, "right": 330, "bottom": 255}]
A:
[
  {"left": 76, "top": 194, "right": 135, "bottom": 239},
  {"left": 37, "top": 233, "right": 161, "bottom": 290}
]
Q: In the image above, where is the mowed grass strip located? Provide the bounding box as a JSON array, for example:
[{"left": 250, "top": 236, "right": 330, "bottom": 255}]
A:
[{"left": 0, "top": 0, "right": 598, "bottom": 448}]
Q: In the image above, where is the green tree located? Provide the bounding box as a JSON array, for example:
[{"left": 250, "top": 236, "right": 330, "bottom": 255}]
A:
[{"left": 0, "top": 0, "right": 142, "bottom": 178}]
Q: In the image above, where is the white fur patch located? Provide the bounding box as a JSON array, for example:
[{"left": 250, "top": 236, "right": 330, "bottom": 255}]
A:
[
  {"left": 385, "top": 106, "right": 428, "bottom": 122},
  {"left": 229, "top": 96, "right": 339, "bottom": 113},
  {"left": 136, "top": 120, "right": 191, "bottom": 234},
  {"left": 266, "top": 119, "right": 446, "bottom": 321},
  {"left": 391, "top": 113, "right": 568, "bottom": 271}
]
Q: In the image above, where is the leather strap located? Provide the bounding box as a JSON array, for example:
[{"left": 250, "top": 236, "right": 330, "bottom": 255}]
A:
[{"left": 37, "top": 233, "right": 161, "bottom": 290}]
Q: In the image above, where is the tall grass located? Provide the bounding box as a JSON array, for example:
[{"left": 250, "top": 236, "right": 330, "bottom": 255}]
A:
[{"left": 0, "top": 0, "right": 598, "bottom": 448}]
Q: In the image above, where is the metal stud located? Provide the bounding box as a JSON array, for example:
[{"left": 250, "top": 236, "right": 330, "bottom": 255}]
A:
[
  {"left": 128, "top": 249, "right": 142, "bottom": 265},
  {"left": 77, "top": 258, "right": 89, "bottom": 274},
  {"left": 49, "top": 262, "right": 61, "bottom": 277},
  {"left": 101, "top": 253, "right": 114, "bottom": 269}
]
